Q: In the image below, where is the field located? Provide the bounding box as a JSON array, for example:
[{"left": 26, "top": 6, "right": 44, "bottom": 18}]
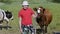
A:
[{"left": 0, "top": 0, "right": 60, "bottom": 34}]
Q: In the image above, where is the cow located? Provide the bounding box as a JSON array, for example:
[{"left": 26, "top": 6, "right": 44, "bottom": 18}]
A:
[
  {"left": 0, "top": 9, "right": 13, "bottom": 30},
  {"left": 33, "top": 6, "right": 52, "bottom": 34}
]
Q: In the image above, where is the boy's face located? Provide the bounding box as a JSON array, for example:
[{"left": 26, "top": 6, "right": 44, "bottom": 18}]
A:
[{"left": 22, "top": 5, "right": 29, "bottom": 9}]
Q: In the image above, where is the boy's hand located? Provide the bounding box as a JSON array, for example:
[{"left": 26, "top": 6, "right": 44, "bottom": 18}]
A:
[{"left": 20, "top": 28, "right": 23, "bottom": 34}]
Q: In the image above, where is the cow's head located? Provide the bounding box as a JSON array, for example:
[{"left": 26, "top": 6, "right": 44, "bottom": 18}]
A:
[
  {"left": 5, "top": 10, "right": 13, "bottom": 20},
  {"left": 33, "top": 6, "right": 45, "bottom": 16},
  {"left": 33, "top": 6, "right": 45, "bottom": 14},
  {"left": 33, "top": 6, "right": 45, "bottom": 18}
]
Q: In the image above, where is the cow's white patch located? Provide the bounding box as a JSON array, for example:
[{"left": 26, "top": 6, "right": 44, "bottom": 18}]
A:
[
  {"left": 37, "top": 9, "right": 40, "bottom": 13},
  {"left": 0, "top": 9, "right": 4, "bottom": 21},
  {"left": 4, "top": 17, "right": 9, "bottom": 22},
  {"left": 37, "top": 8, "right": 41, "bottom": 13},
  {"left": 10, "top": 16, "right": 13, "bottom": 20}
]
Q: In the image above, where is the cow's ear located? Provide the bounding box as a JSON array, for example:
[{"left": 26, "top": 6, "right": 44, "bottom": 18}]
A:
[{"left": 33, "top": 8, "right": 37, "bottom": 11}]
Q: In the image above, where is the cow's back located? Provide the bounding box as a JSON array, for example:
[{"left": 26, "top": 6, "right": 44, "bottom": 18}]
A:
[{"left": 44, "top": 9, "right": 52, "bottom": 25}]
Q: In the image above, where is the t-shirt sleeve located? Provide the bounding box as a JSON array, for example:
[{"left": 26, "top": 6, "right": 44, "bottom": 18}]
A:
[
  {"left": 31, "top": 9, "right": 34, "bottom": 15},
  {"left": 18, "top": 10, "right": 22, "bottom": 18}
]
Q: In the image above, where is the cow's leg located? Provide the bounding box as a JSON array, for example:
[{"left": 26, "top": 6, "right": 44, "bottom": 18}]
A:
[
  {"left": 40, "top": 26, "right": 46, "bottom": 34},
  {"left": 43, "top": 25, "right": 48, "bottom": 34},
  {"left": 6, "top": 21, "right": 9, "bottom": 26},
  {"left": 40, "top": 27, "right": 43, "bottom": 33},
  {"left": 0, "top": 23, "right": 2, "bottom": 30},
  {"left": 4, "top": 19, "right": 9, "bottom": 30},
  {"left": 0, "top": 22, "right": 2, "bottom": 26},
  {"left": 45, "top": 25, "right": 48, "bottom": 33},
  {"left": 0, "top": 21, "right": 3, "bottom": 30},
  {"left": 5, "top": 20, "right": 9, "bottom": 30},
  {"left": 42, "top": 22, "right": 45, "bottom": 34},
  {"left": 40, "top": 25, "right": 44, "bottom": 34},
  {"left": 39, "top": 22, "right": 45, "bottom": 34},
  {"left": 43, "top": 26, "right": 45, "bottom": 34}
]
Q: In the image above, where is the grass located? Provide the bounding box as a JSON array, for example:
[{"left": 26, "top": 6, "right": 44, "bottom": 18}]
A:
[{"left": 0, "top": 0, "right": 60, "bottom": 34}]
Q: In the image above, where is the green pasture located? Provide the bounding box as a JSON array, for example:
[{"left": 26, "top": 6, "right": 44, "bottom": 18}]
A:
[{"left": 0, "top": 0, "right": 60, "bottom": 34}]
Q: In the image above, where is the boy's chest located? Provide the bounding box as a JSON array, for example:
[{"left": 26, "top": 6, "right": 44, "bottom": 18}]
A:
[{"left": 22, "top": 10, "right": 32, "bottom": 17}]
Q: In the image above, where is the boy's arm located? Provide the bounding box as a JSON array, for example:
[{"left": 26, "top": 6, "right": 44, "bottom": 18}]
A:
[
  {"left": 19, "top": 17, "right": 22, "bottom": 28},
  {"left": 19, "top": 17, "right": 22, "bottom": 33},
  {"left": 32, "top": 11, "right": 37, "bottom": 18}
]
